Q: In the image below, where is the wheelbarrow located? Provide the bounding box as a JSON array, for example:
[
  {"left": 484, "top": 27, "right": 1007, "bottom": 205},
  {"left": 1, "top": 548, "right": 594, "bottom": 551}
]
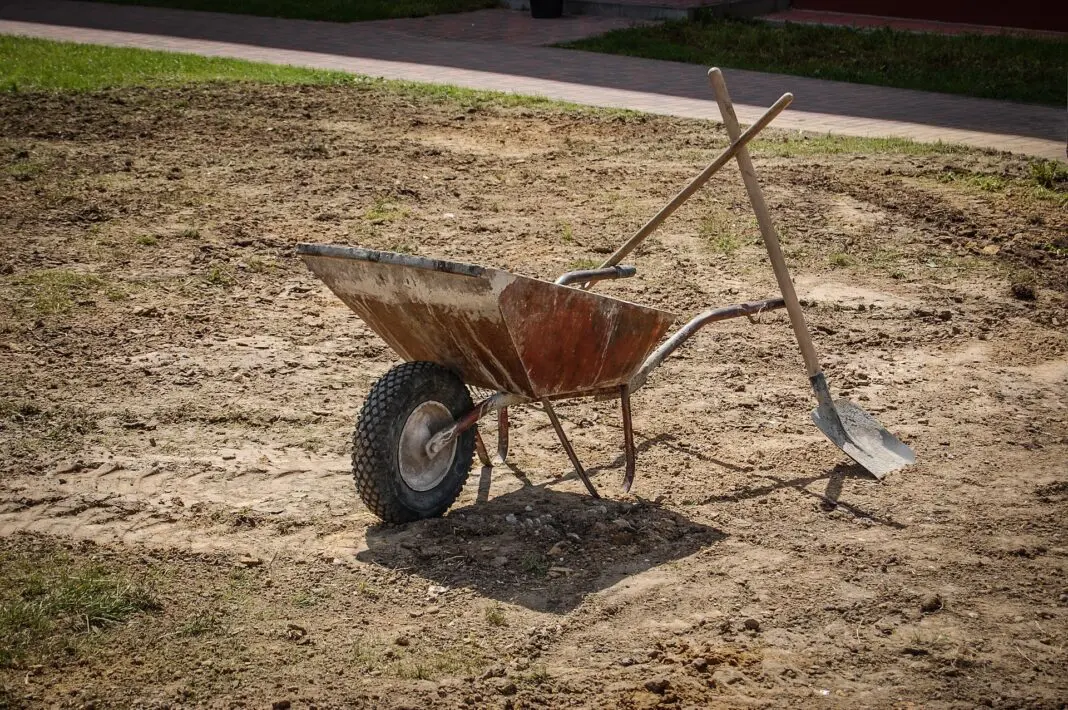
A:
[{"left": 297, "top": 70, "right": 916, "bottom": 524}]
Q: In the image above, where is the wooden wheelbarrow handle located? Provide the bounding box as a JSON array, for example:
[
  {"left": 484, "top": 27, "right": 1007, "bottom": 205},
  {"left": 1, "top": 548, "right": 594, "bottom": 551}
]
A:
[{"left": 593, "top": 90, "right": 794, "bottom": 277}]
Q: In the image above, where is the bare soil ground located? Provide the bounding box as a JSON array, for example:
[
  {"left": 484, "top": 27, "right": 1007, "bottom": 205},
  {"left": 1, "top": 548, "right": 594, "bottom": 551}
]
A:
[{"left": 1, "top": 83, "right": 1066, "bottom": 709}]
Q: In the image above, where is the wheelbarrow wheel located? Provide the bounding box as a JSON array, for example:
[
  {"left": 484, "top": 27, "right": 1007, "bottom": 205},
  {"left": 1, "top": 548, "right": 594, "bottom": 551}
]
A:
[{"left": 353, "top": 362, "right": 475, "bottom": 523}]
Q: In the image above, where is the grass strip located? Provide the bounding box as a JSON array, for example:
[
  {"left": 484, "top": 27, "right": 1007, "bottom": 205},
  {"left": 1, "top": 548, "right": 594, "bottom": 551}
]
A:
[
  {"left": 0, "top": 547, "right": 158, "bottom": 667},
  {"left": 563, "top": 17, "right": 1068, "bottom": 106},
  {"left": 0, "top": 35, "right": 1003, "bottom": 162}
]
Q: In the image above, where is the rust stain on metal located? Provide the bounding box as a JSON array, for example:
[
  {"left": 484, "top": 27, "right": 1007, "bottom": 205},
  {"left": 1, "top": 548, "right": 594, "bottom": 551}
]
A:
[{"left": 499, "top": 278, "right": 674, "bottom": 399}]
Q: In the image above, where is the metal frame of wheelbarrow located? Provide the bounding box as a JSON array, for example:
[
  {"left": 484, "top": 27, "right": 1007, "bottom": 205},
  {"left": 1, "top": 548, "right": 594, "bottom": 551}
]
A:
[
  {"left": 298, "top": 70, "right": 916, "bottom": 513},
  {"left": 421, "top": 72, "right": 915, "bottom": 493},
  {"left": 422, "top": 294, "right": 788, "bottom": 499}
]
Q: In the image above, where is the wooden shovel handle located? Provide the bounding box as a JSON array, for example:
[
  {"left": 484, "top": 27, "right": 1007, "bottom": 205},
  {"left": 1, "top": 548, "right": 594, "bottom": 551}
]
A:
[{"left": 707, "top": 68, "right": 824, "bottom": 380}]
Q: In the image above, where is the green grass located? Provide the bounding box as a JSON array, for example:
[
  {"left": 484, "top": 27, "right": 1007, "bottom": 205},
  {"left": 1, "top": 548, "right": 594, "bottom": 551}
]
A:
[
  {"left": 85, "top": 0, "right": 498, "bottom": 22},
  {"left": 13, "top": 269, "right": 125, "bottom": 315},
  {"left": 938, "top": 170, "right": 1008, "bottom": 192},
  {"left": 709, "top": 232, "right": 743, "bottom": 255},
  {"left": 752, "top": 133, "right": 969, "bottom": 158},
  {"left": 1028, "top": 159, "right": 1068, "bottom": 204},
  {"left": 936, "top": 158, "right": 1068, "bottom": 206},
  {"left": 521, "top": 552, "right": 548, "bottom": 577},
  {"left": 201, "top": 265, "right": 234, "bottom": 287},
  {"left": 484, "top": 604, "right": 507, "bottom": 627},
  {"left": 351, "top": 636, "right": 489, "bottom": 680},
  {"left": 828, "top": 252, "right": 857, "bottom": 268},
  {"left": 363, "top": 197, "right": 409, "bottom": 224},
  {"left": 566, "top": 257, "right": 600, "bottom": 271},
  {"left": 392, "top": 647, "right": 486, "bottom": 680},
  {"left": 4, "top": 157, "right": 44, "bottom": 181},
  {"left": 0, "top": 548, "right": 158, "bottom": 667},
  {"left": 519, "top": 665, "right": 553, "bottom": 685},
  {"left": 0, "top": 35, "right": 371, "bottom": 92},
  {"left": 245, "top": 255, "right": 273, "bottom": 272},
  {"left": 0, "top": 36, "right": 619, "bottom": 116},
  {"left": 700, "top": 214, "right": 746, "bottom": 255},
  {"left": 292, "top": 590, "right": 321, "bottom": 608},
  {"left": 559, "top": 222, "right": 575, "bottom": 245},
  {"left": 355, "top": 579, "right": 382, "bottom": 599},
  {"left": 700, "top": 210, "right": 756, "bottom": 255},
  {"left": 563, "top": 17, "right": 1068, "bottom": 106},
  {"left": 0, "top": 34, "right": 593, "bottom": 116}
]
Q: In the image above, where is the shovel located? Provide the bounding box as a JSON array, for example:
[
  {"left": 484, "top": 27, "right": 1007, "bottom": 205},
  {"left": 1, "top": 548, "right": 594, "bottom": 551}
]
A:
[{"left": 708, "top": 68, "right": 916, "bottom": 479}]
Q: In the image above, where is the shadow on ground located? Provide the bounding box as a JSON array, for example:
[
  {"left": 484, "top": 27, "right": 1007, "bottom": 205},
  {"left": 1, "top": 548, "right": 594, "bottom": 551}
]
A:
[
  {"left": 701, "top": 461, "right": 907, "bottom": 529},
  {"left": 358, "top": 484, "right": 725, "bottom": 613}
]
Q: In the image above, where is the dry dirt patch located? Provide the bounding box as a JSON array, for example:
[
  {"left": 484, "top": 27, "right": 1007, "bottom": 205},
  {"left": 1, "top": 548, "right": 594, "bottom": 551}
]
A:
[{"left": 0, "top": 84, "right": 1066, "bottom": 708}]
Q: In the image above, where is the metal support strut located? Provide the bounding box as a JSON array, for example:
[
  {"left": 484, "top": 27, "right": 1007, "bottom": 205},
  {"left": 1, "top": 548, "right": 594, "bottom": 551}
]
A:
[
  {"left": 473, "top": 408, "right": 510, "bottom": 469},
  {"left": 620, "top": 384, "right": 637, "bottom": 493},
  {"left": 425, "top": 391, "right": 527, "bottom": 458},
  {"left": 540, "top": 398, "right": 600, "bottom": 499},
  {"left": 474, "top": 428, "right": 492, "bottom": 467},
  {"left": 495, "top": 408, "right": 509, "bottom": 465},
  {"left": 629, "top": 298, "right": 786, "bottom": 393}
]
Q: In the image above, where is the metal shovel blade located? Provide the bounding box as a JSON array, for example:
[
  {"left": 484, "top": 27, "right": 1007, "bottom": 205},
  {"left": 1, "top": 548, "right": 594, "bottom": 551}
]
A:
[{"left": 810, "top": 375, "right": 916, "bottom": 479}]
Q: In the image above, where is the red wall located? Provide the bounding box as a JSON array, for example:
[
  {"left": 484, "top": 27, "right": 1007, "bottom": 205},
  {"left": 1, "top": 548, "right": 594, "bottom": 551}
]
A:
[{"left": 792, "top": 1, "right": 1067, "bottom": 32}]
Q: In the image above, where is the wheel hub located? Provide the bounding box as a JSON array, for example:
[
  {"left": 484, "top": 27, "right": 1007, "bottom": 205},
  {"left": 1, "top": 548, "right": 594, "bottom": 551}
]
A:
[{"left": 398, "top": 401, "right": 457, "bottom": 491}]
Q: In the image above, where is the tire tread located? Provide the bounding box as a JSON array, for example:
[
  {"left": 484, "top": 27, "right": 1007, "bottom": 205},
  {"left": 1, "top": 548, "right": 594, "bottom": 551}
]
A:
[{"left": 352, "top": 362, "right": 473, "bottom": 524}]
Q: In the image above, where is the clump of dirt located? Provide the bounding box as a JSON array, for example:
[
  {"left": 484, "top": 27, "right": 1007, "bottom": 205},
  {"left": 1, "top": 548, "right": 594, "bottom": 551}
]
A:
[
  {"left": 1012, "top": 282, "right": 1038, "bottom": 301},
  {"left": 0, "top": 83, "right": 1065, "bottom": 707}
]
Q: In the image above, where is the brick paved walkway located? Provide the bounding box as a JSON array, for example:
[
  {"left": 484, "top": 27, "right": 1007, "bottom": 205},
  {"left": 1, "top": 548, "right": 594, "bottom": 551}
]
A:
[
  {"left": 363, "top": 9, "right": 645, "bottom": 46},
  {"left": 0, "top": 1, "right": 1063, "bottom": 160}
]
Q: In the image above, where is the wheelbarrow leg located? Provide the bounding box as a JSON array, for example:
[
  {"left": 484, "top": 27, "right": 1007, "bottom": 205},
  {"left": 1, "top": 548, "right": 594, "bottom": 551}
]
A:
[
  {"left": 495, "top": 408, "right": 509, "bottom": 465},
  {"left": 473, "top": 408, "right": 508, "bottom": 469},
  {"left": 620, "top": 384, "right": 637, "bottom": 493},
  {"left": 474, "top": 428, "right": 492, "bottom": 468},
  {"left": 540, "top": 399, "right": 600, "bottom": 499}
]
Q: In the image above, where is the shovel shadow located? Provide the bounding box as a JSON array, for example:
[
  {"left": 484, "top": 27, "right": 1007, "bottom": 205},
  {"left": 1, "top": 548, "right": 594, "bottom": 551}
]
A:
[{"left": 701, "top": 462, "right": 906, "bottom": 529}]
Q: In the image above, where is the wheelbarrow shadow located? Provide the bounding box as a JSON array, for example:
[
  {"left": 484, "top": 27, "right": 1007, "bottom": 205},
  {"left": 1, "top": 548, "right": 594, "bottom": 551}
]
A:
[{"left": 357, "top": 486, "right": 725, "bottom": 614}]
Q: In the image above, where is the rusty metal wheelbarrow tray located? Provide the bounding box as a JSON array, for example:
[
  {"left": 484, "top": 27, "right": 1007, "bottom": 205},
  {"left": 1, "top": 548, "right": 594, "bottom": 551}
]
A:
[{"left": 297, "top": 244, "right": 676, "bottom": 400}]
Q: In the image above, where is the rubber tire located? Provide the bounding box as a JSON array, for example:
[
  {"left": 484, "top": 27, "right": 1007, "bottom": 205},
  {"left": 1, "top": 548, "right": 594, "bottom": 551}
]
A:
[{"left": 353, "top": 362, "right": 475, "bottom": 524}]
